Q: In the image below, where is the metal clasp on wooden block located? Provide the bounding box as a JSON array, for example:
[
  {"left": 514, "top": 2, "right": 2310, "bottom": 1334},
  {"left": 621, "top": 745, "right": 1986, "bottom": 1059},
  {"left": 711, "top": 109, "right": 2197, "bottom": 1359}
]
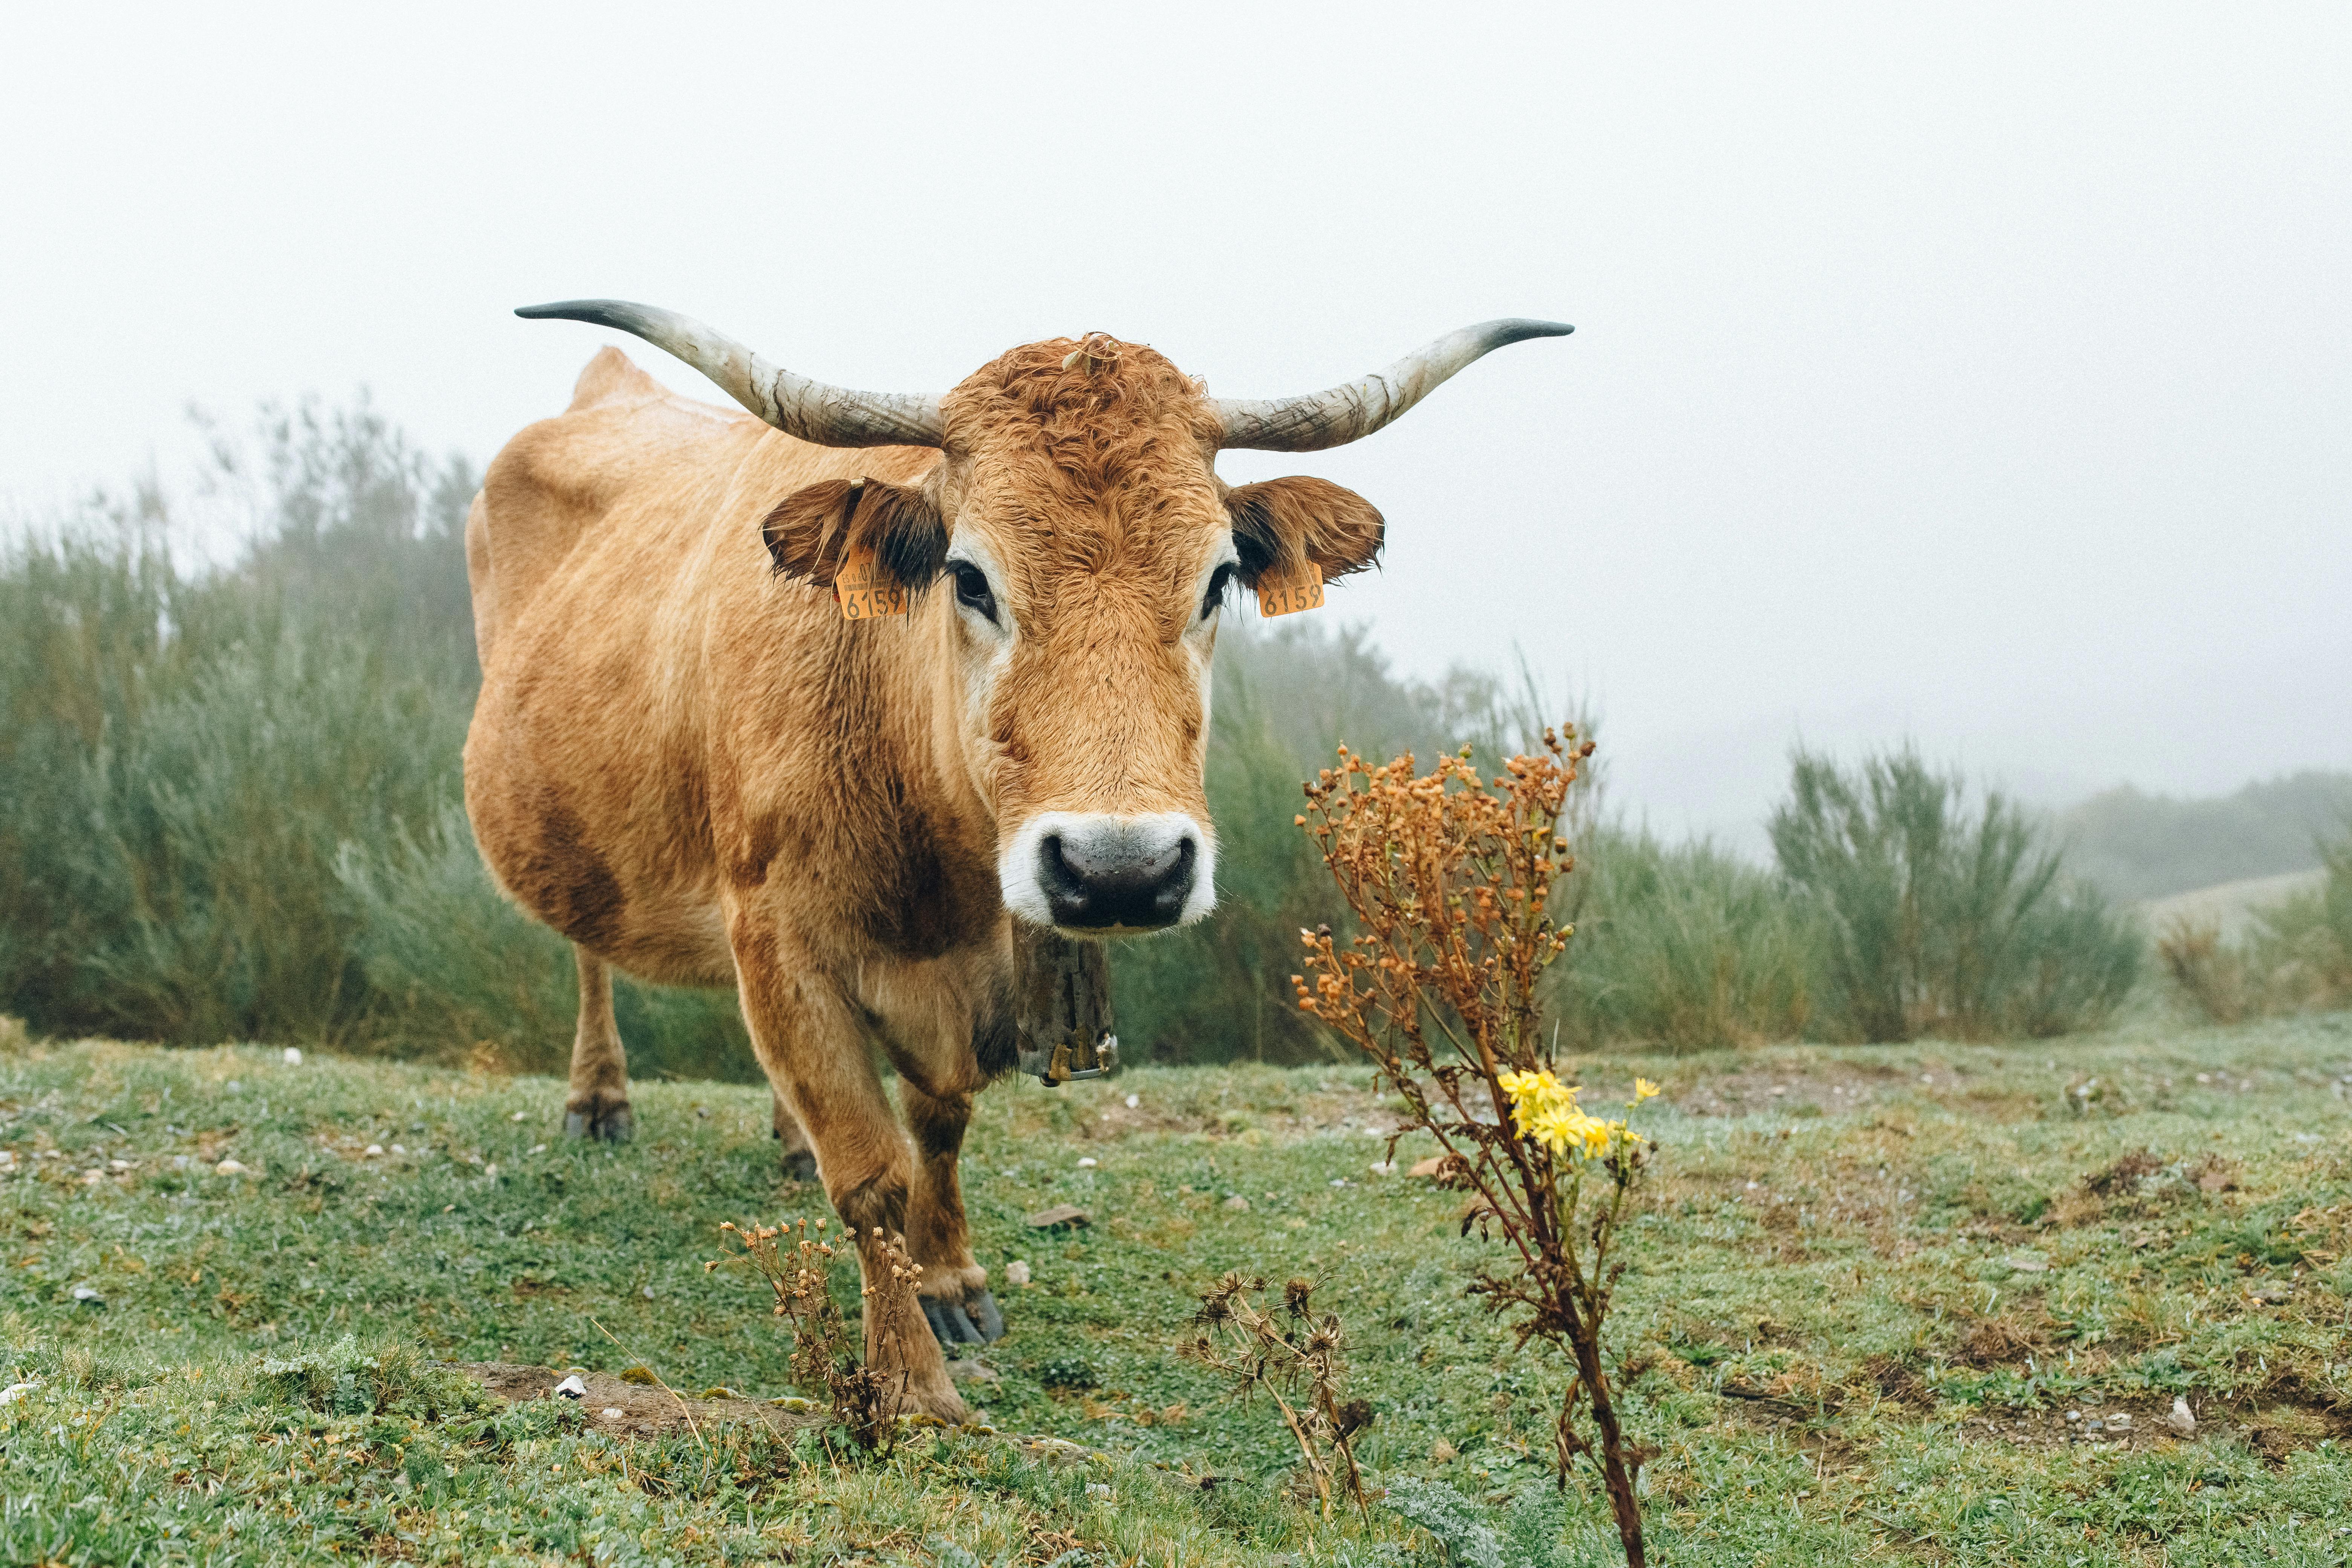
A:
[{"left": 1012, "top": 926, "right": 1117, "bottom": 1087}]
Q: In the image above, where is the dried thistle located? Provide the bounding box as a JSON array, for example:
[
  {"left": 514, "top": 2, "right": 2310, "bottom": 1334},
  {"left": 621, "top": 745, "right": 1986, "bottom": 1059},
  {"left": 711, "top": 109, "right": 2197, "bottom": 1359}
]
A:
[
  {"left": 708, "top": 1217, "right": 919, "bottom": 1454},
  {"left": 1292, "top": 730, "right": 1657, "bottom": 1566},
  {"left": 1181, "top": 1271, "right": 1371, "bottom": 1518}
]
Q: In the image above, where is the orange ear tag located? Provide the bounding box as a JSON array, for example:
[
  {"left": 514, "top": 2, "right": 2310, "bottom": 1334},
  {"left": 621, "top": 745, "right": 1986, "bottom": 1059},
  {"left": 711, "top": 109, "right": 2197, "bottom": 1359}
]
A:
[
  {"left": 1254, "top": 559, "right": 1325, "bottom": 618},
  {"left": 833, "top": 545, "right": 908, "bottom": 620}
]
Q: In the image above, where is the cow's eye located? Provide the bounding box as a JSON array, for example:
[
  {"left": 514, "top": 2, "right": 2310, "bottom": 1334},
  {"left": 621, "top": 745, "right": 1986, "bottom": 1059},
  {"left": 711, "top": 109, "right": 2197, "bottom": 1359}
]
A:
[
  {"left": 951, "top": 562, "right": 998, "bottom": 624},
  {"left": 1201, "top": 563, "right": 1237, "bottom": 622}
]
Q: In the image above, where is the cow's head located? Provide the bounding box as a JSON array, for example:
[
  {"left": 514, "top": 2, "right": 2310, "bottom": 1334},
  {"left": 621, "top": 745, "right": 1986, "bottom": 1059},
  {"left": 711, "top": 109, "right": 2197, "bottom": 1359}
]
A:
[{"left": 517, "top": 302, "right": 1570, "bottom": 936}]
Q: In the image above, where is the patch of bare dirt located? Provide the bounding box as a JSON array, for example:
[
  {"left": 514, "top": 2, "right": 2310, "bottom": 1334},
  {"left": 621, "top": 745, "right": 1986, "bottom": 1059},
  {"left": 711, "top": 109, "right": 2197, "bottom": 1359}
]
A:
[
  {"left": 1064, "top": 1081, "right": 1396, "bottom": 1142},
  {"left": 1671, "top": 1069, "right": 1894, "bottom": 1118},
  {"left": 1672, "top": 1063, "right": 2049, "bottom": 1123},
  {"left": 2084, "top": 1149, "right": 2165, "bottom": 1197},
  {"left": 1859, "top": 1354, "right": 1933, "bottom": 1411},
  {"left": 449, "top": 1362, "right": 824, "bottom": 1439},
  {"left": 1954, "top": 1401, "right": 2347, "bottom": 1459},
  {"left": 1953, "top": 1317, "right": 2049, "bottom": 1369},
  {"left": 447, "top": 1363, "right": 1112, "bottom": 1465}
]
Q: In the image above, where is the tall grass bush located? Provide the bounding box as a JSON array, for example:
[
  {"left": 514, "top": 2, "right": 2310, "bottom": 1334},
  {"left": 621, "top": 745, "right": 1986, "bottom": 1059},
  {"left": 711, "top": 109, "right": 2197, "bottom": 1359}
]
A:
[
  {"left": 1546, "top": 829, "right": 1819, "bottom": 1051},
  {"left": 0, "top": 526, "right": 456, "bottom": 1043},
  {"left": 1769, "top": 747, "right": 2141, "bottom": 1041},
  {"left": 1236, "top": 621, "right": 1569, "bottom": 786},
  {"left": 0, "top": 402, "right": 750, "bottom": 1077}
]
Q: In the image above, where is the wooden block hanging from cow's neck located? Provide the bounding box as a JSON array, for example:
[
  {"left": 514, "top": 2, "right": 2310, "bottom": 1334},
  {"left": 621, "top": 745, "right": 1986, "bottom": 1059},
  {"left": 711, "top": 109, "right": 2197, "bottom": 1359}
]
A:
[{"left": 1012, "top": 926, "right": 1117, "bottom": 1086}]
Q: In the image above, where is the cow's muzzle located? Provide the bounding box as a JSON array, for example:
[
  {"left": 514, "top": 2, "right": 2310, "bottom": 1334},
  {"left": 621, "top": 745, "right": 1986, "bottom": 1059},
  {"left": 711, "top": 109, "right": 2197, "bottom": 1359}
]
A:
[{"left": 1001, "top": 813, "right": 1215, "bottom": 934}]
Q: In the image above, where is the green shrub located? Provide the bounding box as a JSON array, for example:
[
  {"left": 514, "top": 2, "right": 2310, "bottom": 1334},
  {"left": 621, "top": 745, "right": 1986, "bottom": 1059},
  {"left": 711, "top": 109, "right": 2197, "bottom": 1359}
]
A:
[
  {"left": 0, "top": 405, "right": 746, "bottom": 1076},
  {"left": 0, "top": 405, "right": 472, "bottom": 1046},
  {"left": 0, "top": 527, "right": 182, "bottom": 1025},
  {"left": 0, "top": 537, "right": 454, "bottom": 1044},
  {"left": 2154, "top": 920, "right": 2259, "bottom": 1024},
  {"left": 74, "top": 624, "right": 464, "bottom": 1045},
  {"left": 1769, "top": 747, "right": 2141, "bottom": 1041},
  {"left": 1233, "top": 620, "right": 1569, "bottom": 789},
  {"left": 1380, "top": 1477, "right": 1505, "bottom": 1568},
  {"left": 1548, "top": 829, "right": 1819, "bottom": 1051}
]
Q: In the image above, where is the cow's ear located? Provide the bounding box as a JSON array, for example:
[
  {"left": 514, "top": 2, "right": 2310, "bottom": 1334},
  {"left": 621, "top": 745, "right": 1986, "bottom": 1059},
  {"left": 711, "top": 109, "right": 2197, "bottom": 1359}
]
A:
[
  {"left": 1225, "top": 476, "right": 1384, "bottom": 587},
  {"left": 760, "top": 478, "right": 947, "bottom": 592}
]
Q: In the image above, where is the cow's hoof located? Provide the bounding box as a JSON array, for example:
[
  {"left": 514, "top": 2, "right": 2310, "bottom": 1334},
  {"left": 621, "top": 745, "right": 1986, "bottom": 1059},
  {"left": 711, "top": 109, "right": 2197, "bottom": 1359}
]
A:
[
  {"left": 779, "top": 1148, "right": 819, "bottom": 1183},
  {"left": 563, "top": 1104, "right": 634, "bottom": 1143},
  {"left": 922, "top": 1289, "right": 1006, "bottom": 1346}
]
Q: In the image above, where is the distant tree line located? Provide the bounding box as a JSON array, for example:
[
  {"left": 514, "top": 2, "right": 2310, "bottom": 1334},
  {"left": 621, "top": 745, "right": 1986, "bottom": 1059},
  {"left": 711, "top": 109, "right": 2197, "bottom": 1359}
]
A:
[{"left": 2055, "top": 773, "right": 2352, "bottom": 903}]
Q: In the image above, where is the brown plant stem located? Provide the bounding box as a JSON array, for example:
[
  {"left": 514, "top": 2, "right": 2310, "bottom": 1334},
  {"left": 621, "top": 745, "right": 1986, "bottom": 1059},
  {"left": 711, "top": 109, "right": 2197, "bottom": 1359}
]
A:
[{"left": 1292, "top": 731, "right": 1648, "bottom": 1564}]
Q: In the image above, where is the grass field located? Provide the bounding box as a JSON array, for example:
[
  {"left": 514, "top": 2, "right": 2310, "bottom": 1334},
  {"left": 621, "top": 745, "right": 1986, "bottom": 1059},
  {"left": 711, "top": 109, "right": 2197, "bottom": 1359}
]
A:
[{"left": 4, "top": 1014, "right": 2351, "bottom": 1566}]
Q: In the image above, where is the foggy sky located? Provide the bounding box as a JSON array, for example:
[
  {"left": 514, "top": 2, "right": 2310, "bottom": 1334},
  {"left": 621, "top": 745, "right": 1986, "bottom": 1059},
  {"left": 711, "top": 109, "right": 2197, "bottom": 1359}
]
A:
[{"left": 4, "top": 3, "right": 2346, "bottom": 844}]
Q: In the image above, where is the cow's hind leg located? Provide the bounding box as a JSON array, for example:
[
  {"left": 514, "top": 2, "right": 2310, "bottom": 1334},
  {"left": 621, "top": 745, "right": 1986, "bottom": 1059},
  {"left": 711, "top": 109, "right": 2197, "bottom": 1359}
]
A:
[
  {"left": 772, "top": 1091, "right": 818, "bottom": 1182},
  {"left": 564, "top": 946, "right": 634, "bottom": 1142}
]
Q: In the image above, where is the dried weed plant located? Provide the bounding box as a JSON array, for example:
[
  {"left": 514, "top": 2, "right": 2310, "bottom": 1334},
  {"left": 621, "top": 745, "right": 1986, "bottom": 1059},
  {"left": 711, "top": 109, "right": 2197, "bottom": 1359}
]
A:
[
  {"left": 1293, "top": 732, "right": 1656, "bottom": 1566},
  {"left": 709, "top": 1217, "right": 917, "bottom": 1455},
  {"left": 1183, "top": 1271, "right": 1373, "bottom": 1518}
]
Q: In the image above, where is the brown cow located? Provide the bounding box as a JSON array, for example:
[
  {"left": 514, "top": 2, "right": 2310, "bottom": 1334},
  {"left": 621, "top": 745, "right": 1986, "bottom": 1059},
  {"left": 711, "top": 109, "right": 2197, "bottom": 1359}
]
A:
[{"left": 462, "top": 303, "right": 1570, "bottom": 1419}]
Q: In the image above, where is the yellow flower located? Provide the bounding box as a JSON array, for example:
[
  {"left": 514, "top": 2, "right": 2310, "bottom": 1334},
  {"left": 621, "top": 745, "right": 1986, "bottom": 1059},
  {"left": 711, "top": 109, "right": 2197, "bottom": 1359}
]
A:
[
  {"left": 1499, "top": 1066, "right": 1648, "bottom": 1161},
  {"left": 1583, "top": 1118, "right": 1620, "bottom": 1159},
  {"left": 1498, "top": 1069, "right": 1563, "bottom": 1135},
  {"left": 1629, "top": 1078, "right": 1660, "bottom": 1106},
  {"left": 1525, "top": 1102, "right": 1585, "bottom": 1155},
  {"left": 1497, "top": 1068, "right": 1555, "bottom": 1101}
]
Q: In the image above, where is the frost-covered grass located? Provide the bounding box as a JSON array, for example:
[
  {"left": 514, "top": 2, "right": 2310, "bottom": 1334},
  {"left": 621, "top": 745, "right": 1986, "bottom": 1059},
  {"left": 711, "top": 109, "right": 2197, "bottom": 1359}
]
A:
[{"left": 3, "top": 1014, "right": 2350, "bottom": 1565}]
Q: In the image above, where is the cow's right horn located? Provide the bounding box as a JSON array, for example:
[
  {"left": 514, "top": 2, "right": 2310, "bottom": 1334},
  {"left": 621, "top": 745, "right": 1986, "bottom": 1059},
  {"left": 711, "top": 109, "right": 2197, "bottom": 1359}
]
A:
[{"left": 516, "top": 300, "right": 944, "bottom": 449}]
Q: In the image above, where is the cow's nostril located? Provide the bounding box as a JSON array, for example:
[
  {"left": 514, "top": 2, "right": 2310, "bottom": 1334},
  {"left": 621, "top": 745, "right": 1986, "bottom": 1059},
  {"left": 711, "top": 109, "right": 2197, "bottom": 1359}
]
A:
[
  {"left": 1036, "top": 825, "right": 1198, "bottom": 931},
  {"left": 1038, "top": 835, "right": 1086, "bottom": 902}
]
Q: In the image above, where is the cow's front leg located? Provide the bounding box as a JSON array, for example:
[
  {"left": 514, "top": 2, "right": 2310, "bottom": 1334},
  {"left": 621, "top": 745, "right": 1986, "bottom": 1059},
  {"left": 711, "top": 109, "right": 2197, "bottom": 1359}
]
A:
[
  {"left": 564, "top": 946, "right": 633, "bottom": 1141},
  {"left": 731, "top": 920, "right": 967, "bottom": 1424},
  {"left": 902, "top": 1083, "right": 1003, "bottom": 1347}
]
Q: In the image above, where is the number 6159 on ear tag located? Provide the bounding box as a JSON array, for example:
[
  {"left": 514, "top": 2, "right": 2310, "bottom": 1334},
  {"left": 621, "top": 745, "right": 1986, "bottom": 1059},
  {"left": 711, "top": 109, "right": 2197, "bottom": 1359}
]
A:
[
  {"left": 1255, "top": 559, "right": 1325, "bottom": 618},
  {"left": 834, "top": 545, "right": 908, "bottom": 620}
]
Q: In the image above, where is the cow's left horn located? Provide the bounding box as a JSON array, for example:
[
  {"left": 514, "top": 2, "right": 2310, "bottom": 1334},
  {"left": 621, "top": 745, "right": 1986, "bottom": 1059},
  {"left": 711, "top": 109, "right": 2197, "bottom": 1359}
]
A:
[
  {"left": 516, "top": 300, "right": 944, "bottom": 449},
  {"left": 1212, "top": 319, "right": 1573, "bottom": 452}
]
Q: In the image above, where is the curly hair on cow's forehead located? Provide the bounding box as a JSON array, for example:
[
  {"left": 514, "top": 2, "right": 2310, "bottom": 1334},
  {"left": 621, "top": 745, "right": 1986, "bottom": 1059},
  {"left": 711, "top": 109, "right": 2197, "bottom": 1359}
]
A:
[{"left": 946, "top": 334, "right": 1221, "bottom": 486}]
